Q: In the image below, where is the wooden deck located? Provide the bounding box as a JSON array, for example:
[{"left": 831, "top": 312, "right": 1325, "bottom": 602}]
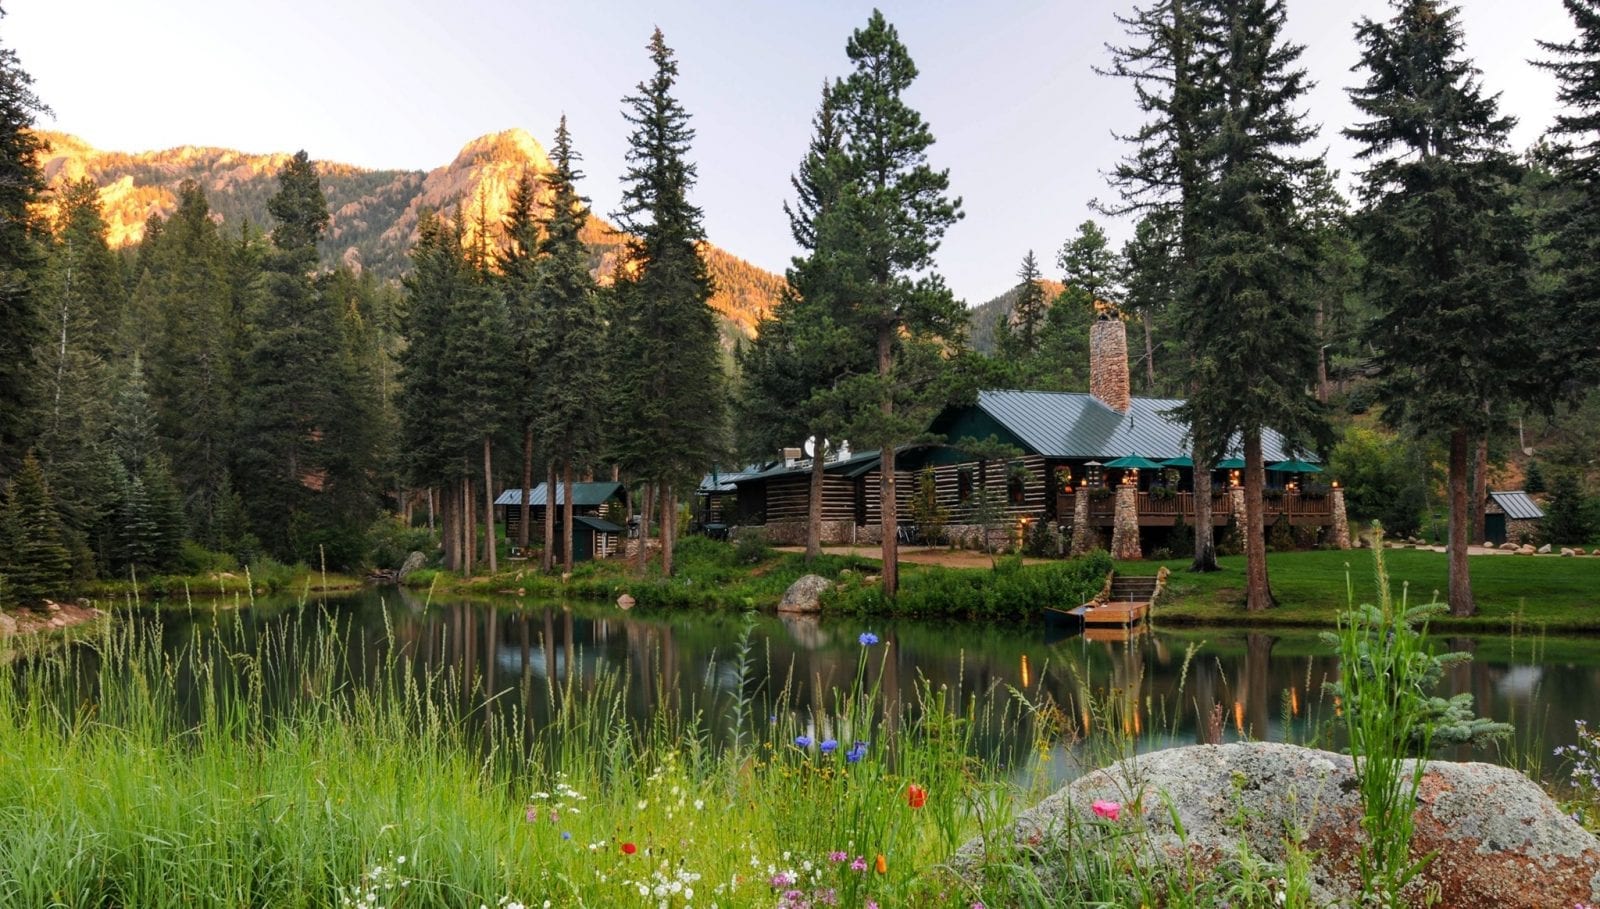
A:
[{"left": 1074, "top": 600, "right": 1149, "bottom": 628}]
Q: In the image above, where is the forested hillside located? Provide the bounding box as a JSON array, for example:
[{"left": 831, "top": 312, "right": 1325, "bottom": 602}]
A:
[{"left": 36, "top": 129, "right": 783, "bottom": 342}]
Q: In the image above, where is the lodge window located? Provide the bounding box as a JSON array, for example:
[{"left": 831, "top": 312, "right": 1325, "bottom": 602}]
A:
[
  {"left": 957, "top": 467, "right": 974, "bottom": 504},
  {"left": 1008, "top": 467, "right": 1027, "bottom": 506}
]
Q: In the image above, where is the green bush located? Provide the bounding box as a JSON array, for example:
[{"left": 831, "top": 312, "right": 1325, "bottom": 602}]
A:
[
  {"left": 731, "top": 527, "right": 771, "bottom": 565},
  {"left": 177, "top": 541, "right": 240, "bottom": 574},
  {"left": 1328, "top": 425, "right": 1432, "bottom": 538},
  {"left": 366, "top": 518, "right": 438, "bottom": 571},
  {"left": 826, "top": 551, "right": 1113, "bottom": 620}
]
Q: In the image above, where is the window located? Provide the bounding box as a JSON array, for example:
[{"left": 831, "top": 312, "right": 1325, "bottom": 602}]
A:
[
  {"left": 957, "top": 467, "right": 974, "bottom": 504},
  {"left": 1008, "top": 469, "right": 1027, "bottom": 505}
]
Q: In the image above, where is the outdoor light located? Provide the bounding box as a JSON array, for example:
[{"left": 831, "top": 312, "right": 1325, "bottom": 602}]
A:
[
  {"left": 1085, "top": 460, "right": 1103, "bottom": 488},
  {"left": 1229, "top": 469, "right": 1241, "bottom": 488},
  {"left": 1122, "top": 469, "right": 1138, "bottom": 486},
  {"left": 1332, "top": 479, "right": 1340, "bottom": 489}
]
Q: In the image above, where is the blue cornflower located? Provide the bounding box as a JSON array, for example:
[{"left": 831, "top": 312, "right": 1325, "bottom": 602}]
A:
[
  {"left": 820, "top": 738, "right": 839, "bottom": 754},
  {"left": 561, "top": 831, "right": 572, "bottom": 840},
  {"left": 845, "top": 741, "right": 867, "bottom": 763},
  {"left": 795, "top": 735, "right": 813, "bottom": 748},
  {"left": 859, "top": 632, "right": 880, "bottom": 646}
]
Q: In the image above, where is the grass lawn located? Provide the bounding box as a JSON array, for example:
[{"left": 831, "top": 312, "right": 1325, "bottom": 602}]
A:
[{"left": 1119, "top": 548, "right": 1600, "bottom": 633}]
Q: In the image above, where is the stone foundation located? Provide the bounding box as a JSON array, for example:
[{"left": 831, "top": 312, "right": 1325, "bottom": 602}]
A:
[
  {"left": 1070, "top": 490, "right": 1096, "bottom": 556},
  {"left": 761, "top": 520, "right": 860, "bottom": 546}
]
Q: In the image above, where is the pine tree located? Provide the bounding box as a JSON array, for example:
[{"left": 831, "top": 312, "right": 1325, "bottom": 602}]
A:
[
  {"left": 1100, "top": 0, "right": 1224, "bottom": 572},
  {"left": 0, "top": 23, "right": 48, "bottom": 481},
  {"left": 610, "top": 28, "right": 729, "bottom": 577},
  {"left": 1120, "top": 214, "right": 1178, "bottom": 392},
  {"left": 533, "top": 117, "right": 605, "bottom": 574},
  {"left": 501, "top": 168, "right": 544, "bottom": 553},
  {"left": 1543, "top": 471, "right": 1594, "bottom": 545},
  {"left": 1346, "top": 0, "right": 1539, "bottom": 616},
  {"left": 1001, "top": 250, "right": 1048, "bottom": 359},
  {"left": 143, "top": 181, "right": 236, "bottom": 541},
  {"left": 0, "top": 452, "right": 72, "bottom": 604},
  {"left": 1537, "top": 0, "right": 1600, "bottom": 388},
  {"left": 827, "top": 11, "right": 964, "bottom": 597},
  {"left": 1174, "top": 0, "right": 1323, "bottom": 612},
  {"left": 739, "top": 80, "right": 871, "bottom": 560}
]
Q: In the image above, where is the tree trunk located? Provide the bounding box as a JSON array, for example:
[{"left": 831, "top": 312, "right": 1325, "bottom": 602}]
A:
[
  {"left": 562, "top": 459, "right": 575, "bottom": 575},
  {"left": 637, "top": 482, "right": 652, "bottom": 574},
  {"left": 519, "top": 420, "right": 533, "bottom": 550},
  {"left": 543, "top": 461, "right": 556, "bottom": 572},
  {"left": 1242, "top": 430, "right": 1273, "bottom": 611},
  {"left": 1190, "top": 438, "right": 1219, "bottom": 572},
  {"left": 441, "top": 485, "right": 457, "bottom": 570},
  {"left": 1471, "top": 425, "right": 1488, "bottom": 545},
  {"left": 661, "top": 485, "right": 675, "bottom": 577},
  {"left": 1315, "top": 303, "right": 1330, "bottom": 404},
  {"left": 877, "top": 326, "right": 898, "bottom": 598},
  {"left": 482, "top": 434, "right": 498, "bottom": 575},
  {"left": 428, "top": 486, "right": 435, "bottom": 533},
  {"left": 1447, "top": 428, "right": 1477, "bottom": 617},
  {"left": 1243, "top": 632, "right": 1276, "bottom": 739},
  {"left": 462, "top": 475, "right": 475, "bottom": 577},
  {"left": 806, "top": 435, "right": 825, "bottom": 561},
  {"left": 1140, "top": 308, "right": 1157, "bottom": 391}
]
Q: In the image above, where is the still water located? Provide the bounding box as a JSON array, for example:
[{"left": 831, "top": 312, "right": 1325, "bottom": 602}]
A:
[{"left": 124, "top": 588, "right": 1594, "bottom": 785}]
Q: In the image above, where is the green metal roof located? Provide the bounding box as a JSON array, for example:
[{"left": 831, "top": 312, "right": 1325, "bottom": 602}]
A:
[
  {"left": 571, "top": 515, "right": 623, "bottom": 533},
  {"left": 495, "top": 482, "right": 623, "bottom": 508},
  {"left": 952, "top": 390, "right": 1307, "bottom": 463},
  {"left": 736, "top": 450, "right": 881, "bottom": 484}
]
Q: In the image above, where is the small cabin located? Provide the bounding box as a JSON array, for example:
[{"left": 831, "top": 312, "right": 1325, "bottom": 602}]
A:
[
  {"left": 495, "top": 481, "right": 624, "bottom": 542},
  {"left": 553, "top": 515, "right": 623, "bottom": 562},
  {"left": 1485, "top": 490, "right": 1544, "bottom": 545}
]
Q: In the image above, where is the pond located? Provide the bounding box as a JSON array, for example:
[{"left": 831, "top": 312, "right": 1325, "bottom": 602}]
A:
[{"left": 82, "top": 588, "right": 1597, "bottom": 785}]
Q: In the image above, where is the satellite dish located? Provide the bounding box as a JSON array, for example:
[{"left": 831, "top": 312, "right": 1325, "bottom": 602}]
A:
[{"left": 803, "top": 435, "right": 820, "bottom": 458}]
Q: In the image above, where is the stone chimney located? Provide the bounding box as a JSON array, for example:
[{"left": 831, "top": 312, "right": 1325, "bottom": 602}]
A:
[{"left": 1089, "top": 315, "right": 1131, "bottom": 412}]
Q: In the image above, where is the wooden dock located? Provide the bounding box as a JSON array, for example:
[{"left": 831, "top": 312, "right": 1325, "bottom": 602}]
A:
[{"left": 1044, "top": 570, "right": 1167, "bottom": 641}]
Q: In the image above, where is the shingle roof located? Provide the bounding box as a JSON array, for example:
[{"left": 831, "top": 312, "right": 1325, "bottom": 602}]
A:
[
  {"left": 972, "top": 390, "right": 1306, "bottom": 462},
  {"left": 1489, "top": 490, "right": 1545, "bottom": 521},
  {"left": 494, "top": 481, "right": 623, "bottom": 508}
]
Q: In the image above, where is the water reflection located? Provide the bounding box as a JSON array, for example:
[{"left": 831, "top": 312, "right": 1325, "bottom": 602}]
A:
[{"left": 88, "top": 590, "right": 1600, "bottom": 784}]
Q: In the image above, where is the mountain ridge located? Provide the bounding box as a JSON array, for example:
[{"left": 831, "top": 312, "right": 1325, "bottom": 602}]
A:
[{"left": 34, "top": 127, "right": 784, "bottom": 339}]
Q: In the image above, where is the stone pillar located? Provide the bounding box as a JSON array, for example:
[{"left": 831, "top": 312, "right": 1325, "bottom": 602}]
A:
[
  {"left": 1111, "top": 485, "right": 1142, "bottom": 560},
  {"left": 1089, "top": 317, "right": 1131, "bottom": 413},
  {"left": 1330, "top": 487, "right": 1351, "bottom": 550},
  {"left": 1070, "top": 491, "right": 1095, "bottom": 555}
]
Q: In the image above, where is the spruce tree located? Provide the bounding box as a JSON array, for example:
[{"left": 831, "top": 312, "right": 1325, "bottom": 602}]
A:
[
  {"left": 501, "top": 169, "right": 543, "bottom": 553},
  {"left": 1537, "top": 0, "right": 1600, "bottom": 387},
  {"left": 533, "top": 117, "right": 604, "bottom": 574},
  {"left": 1174, "top": 0, "right": 1323, "bottom": 612},
  {"left": 1100, "top": 0, "right": 1224, "bottom": 572},
  {"left": 827, "top": 11, "right": 964, "bottom": 597},
  {"left": 1346, "top": 0, "right": 1538, "bottom": 616},
  {"left": 739, "top": 80, "right": 871, "bottom": 560},
  {"left": 0, "top": 452, "right": 72, "bottom": 604},
  {"left": 0, "top": 23, "right": 48, "bottom": 482},
  {"left": 1001, "top": 250, "right": 1048, "bottom": 360},
  {"left": 610, "top": 28, "right": 729, "bottom": 577}
]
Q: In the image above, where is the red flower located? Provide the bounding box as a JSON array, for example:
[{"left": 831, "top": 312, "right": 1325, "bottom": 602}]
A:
[
  {"left": 906, "top": 784, "right": 927, "bottom": 809},
  {"left": 621, "top": 842, "right": 638, "bottom": 855}
]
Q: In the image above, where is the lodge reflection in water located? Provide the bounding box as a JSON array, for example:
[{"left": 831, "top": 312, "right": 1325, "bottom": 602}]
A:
[{"left": 98, "top": 590, "right": 1594, "bottom": 783}]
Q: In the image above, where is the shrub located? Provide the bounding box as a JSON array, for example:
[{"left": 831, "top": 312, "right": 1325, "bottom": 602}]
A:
[
  {"left": 366, "top": 518, "right": 438, "bottom": 571},
  {"left": 827, "top": 550, "right": 1113, "bottom": 620},
  {"left": 178, "top": 541, "right": 240, "bottom": 574},
  {"left": 1268, "top": 515, "right": 1295, "bottom": 552},
  {"left": 731, "top": 527, "right": 771, "bottom": 565}
]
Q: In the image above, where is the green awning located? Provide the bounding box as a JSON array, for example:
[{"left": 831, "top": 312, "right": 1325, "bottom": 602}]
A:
[
  {"left": 1159, "top": 456, "right": 1194, "bottom": 468},
  {"left": 1267, "top": 458, "right": 1323, "bottom": 473},
  {"left": 1103, "top": 454, "right": 1165, "bottom": 470},
  {"left": 1216, "top": 457, "right": 1246, "bottom": 469}
]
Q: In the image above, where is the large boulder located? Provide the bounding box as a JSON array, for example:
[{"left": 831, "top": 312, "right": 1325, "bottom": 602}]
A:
[
  {"left": 952, "top": 743, "right": 1600, "bottom": 908},
  {"left": 396, "top": 550, "right": 427, "bottom": 580},
  {"left": 777, "top": 574, "right": 833, "bottom": 614}
]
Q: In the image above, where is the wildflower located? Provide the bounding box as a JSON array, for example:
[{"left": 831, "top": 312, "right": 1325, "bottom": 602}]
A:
[
  {"left": 859, "top": 631, "right": 880, "bottom": 646},
  {"left": 622, "top": 842, "right": 638, "bottom": 855},
  {"left": 906, "top": 784, "right": 927, "bottom": 809},
  {"left": 561, "top": 831, "right": 572, "bottom": 840},
  {"left": 525, "top": 806, "right": 538, "bottom": 823},
  {"left": 874, "top": 854, "right": 887, "bottom": 874},
  {"left": 850, "top": 856, "right": 868, "bottom": 872},
  {"left": 846, "top": 741, "right": 867, "bottom": 763},
  {"left": 795, "top": 735, "right": 814, "bottom": 748},
  {"left": 820, "top": 738, "right": 839, "bottom": 754},
  {"left": 828, "top": 851, "right": 848, "bottom": 863},
  {"left": 1092, "top": 799, "right": 1122, "bottom": 821}
]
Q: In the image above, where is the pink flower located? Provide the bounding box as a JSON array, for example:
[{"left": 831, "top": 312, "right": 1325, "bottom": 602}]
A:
[{"left": 1091, "top": 799, "right": 1121, "bottom": 821}]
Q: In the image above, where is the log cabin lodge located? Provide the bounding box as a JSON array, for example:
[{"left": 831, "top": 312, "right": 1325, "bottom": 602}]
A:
[{"left": 722, "top": 315, "right": 1348, "bottom": 559}]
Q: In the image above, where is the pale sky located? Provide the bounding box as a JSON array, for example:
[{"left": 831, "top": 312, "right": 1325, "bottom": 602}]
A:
[{"left": 9, "top": 0, "right": 1580, "bottom": 303}]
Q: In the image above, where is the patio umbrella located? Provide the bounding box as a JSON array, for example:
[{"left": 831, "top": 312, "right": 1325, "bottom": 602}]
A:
[
  {"left": 1267, "top": 458, "right": 1323, "bottom": 473},
  {"left": 1216, "top": 457, "right": 1246, "bottom": 469},
  {"left": 1103, "top": 454, "right": 1165, "bottom": 470},
  {"left": 1159, "top": 456, "right": 1194, "bottom": 468}
]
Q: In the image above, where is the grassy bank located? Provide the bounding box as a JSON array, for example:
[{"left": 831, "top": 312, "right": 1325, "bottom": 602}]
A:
[
  {"left": 417, "top": 537, "right": 1113, "bottom": 620},
  {"left": 83, "top": 561, "right": 366, "bottom": 603},
  {"left": 1122, "top": 548, "right": 1600, "bottom": 633}
]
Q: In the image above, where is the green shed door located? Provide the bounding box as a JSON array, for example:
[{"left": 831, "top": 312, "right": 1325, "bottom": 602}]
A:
[{"left": 1485, "top": 513, "right": 1506, "bottom": 546}]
